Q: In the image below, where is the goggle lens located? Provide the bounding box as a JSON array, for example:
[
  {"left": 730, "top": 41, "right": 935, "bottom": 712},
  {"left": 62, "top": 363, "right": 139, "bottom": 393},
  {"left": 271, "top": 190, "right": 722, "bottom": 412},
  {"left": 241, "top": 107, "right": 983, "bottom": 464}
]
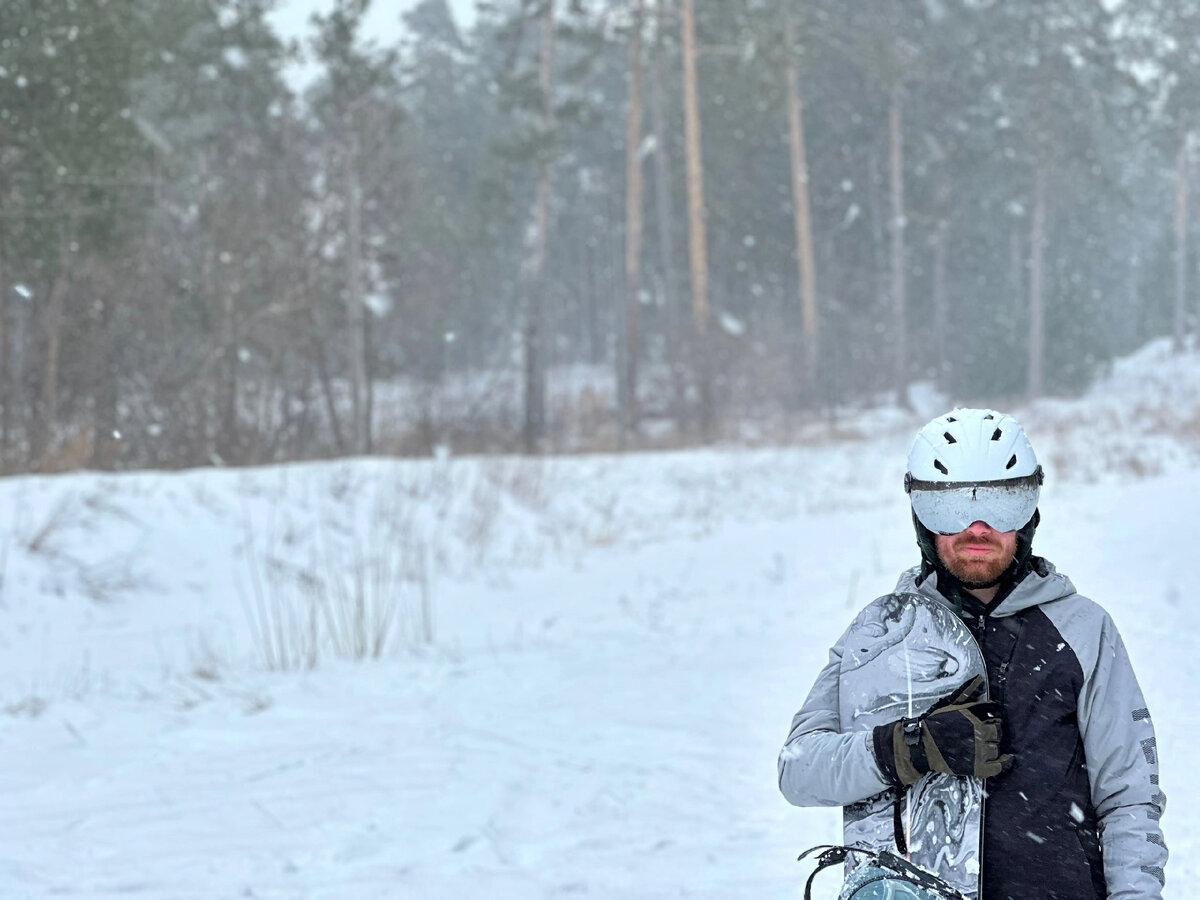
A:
[{"left": 906, "top": 469, "right": 1041, "bottom": 535}]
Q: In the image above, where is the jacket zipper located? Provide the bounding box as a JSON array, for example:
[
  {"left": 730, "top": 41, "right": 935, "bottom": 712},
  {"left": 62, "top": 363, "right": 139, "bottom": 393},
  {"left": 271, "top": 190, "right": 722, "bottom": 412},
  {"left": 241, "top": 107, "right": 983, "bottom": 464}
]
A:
[
  {"left": 976, "top": 616, "right": 988, "bottom": 900},
  {"left": 912, "top": 597, "right": 991, "bottom": 895}
]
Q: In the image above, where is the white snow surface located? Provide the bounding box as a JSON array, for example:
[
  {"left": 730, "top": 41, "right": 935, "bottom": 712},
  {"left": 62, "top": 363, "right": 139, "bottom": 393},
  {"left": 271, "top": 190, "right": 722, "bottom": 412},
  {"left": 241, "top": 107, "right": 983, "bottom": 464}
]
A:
[{"left": 2, "top": 340, "right": 1198, "bottom": 898}]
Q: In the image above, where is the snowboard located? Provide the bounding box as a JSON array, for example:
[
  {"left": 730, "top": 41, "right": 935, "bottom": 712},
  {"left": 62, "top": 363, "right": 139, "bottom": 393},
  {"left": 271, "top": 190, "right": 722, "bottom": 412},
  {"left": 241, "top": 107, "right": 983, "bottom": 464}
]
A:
[{"left": 837, "top": 591, "right": 986, "bottom": 900}]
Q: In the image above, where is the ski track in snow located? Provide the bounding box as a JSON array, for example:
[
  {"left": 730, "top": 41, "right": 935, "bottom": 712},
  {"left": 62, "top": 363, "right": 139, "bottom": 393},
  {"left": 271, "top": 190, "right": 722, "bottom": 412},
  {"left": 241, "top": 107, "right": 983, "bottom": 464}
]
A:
[{"left": 0, "top": 351, "right": 1198, "bottom": 898}]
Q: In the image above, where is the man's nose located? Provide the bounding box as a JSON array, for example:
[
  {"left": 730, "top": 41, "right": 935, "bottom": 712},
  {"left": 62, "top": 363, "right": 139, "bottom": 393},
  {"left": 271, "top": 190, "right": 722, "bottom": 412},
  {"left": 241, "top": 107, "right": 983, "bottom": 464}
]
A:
[{"left": 963, "top": 520, "right": 995, "bottom": 535}]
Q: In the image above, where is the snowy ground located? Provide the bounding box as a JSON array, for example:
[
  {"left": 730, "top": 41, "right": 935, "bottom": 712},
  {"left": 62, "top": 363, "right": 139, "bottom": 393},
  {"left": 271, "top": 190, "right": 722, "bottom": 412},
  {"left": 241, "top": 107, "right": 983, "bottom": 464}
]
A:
[{"left": 0, "top": 341, "right": 1197, "bottom": 898}]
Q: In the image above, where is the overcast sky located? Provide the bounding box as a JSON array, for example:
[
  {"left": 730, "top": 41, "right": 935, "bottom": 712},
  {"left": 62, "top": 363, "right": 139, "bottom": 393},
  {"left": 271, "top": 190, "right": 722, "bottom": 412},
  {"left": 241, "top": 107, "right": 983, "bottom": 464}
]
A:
[{"left": 267, "top": 0, "right": 477, "bottom": 92}]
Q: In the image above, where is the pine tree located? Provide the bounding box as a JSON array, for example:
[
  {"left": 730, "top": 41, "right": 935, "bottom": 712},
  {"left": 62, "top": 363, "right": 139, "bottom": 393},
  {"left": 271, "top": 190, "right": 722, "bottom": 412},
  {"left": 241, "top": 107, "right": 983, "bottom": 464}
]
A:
[{"left": 309, "top": 0, "right": 404, "bottom": 455}]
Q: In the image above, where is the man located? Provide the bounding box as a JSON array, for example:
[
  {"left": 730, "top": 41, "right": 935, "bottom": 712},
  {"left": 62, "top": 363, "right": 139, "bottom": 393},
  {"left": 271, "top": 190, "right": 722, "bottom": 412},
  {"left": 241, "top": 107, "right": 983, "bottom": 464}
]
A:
[{"left": 778, "top": 409, "right": 1166, "bottom": 899}]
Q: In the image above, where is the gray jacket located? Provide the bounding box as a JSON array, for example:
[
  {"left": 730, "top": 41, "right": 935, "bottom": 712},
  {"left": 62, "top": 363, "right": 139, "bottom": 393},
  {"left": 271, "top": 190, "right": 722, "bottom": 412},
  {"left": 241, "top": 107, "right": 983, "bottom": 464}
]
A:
[{"left": 778, "top": 562, "right": 1167, "bottom": 899}]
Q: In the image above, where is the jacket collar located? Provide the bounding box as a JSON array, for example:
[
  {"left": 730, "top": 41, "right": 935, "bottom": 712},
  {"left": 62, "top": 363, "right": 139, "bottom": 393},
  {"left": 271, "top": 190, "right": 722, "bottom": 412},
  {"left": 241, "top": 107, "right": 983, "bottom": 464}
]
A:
[{"left": 895, "top": 557, "right": 1077, "bottom": 619}]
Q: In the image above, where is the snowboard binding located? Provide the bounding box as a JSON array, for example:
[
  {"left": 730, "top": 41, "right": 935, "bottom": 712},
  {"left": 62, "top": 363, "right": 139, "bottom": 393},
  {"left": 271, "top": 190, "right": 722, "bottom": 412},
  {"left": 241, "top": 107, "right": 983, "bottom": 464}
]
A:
[{"left": 797, "top": 844, "right": 969, "bottom": 900}]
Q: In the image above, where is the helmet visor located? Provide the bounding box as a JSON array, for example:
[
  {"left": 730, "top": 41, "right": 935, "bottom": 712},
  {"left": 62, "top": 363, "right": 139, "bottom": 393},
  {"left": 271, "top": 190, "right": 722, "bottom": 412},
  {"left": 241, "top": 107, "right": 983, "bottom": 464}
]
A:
[{"left": 906, "top": 469, "right": 1041, "bottom": 535}]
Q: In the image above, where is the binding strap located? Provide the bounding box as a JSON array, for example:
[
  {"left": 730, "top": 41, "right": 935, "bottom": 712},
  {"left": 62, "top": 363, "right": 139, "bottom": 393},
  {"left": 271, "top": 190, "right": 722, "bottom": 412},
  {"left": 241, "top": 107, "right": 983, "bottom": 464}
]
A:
[
  {"left": 892, "top": 718, "right": 923, "bottom": 856},
  {"left": 796, "top": 844, "right": 970, "bottom": 900},
  {"left": 797, "top": 846, "right": 849, "bottom": 900},
  {"left": 893, "top": 790, "right": 908, "bottom": 856}
]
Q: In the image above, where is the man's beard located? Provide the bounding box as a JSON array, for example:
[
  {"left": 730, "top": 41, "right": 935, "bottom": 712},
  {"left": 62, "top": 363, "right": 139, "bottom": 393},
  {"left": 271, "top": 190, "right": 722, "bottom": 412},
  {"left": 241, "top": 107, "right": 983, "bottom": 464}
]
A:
[{"left": 939, "top": 535, "right": 1017, "bottom": 588}]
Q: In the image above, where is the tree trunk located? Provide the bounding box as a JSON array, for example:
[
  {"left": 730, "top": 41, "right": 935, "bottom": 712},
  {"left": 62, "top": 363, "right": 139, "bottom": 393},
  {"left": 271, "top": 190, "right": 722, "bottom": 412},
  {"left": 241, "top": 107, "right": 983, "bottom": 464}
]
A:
[
  {"left": 523, "top": 0, "right": 555, "bottom": 454},
  {"left": 1174, "top": 133, "right": 1190, "bottom": 354},
  {"left": 218, "top": 285, "right": 238, "bottom": 463},
  {"left": 866, "top": 150, "right": 888, "bottom": 399},
  {"left": 297, "top": 206, "right": 346, "bottom": 455},
  {"left": 311, "top": 322, "right": 347, "bottom": 455},
  {"left": 1010, "top": 220, "right": 1023, "bottom": 312},
  {"left": 888, "top": 86, "right": 909, "bottom": 407},
  {"left": 91, "top": 289, "right": 119, "bottom": 470},
  {"left": 34, "top": 272, "right": 69, "bottom": 467},
  {"left": 680, "top": 0, "right": 713, "bottom": 437},
  {"left": 364, "top": 302, "right": 375, "bottom": 454},
  {"left": 784, "top": 14, "right": 818, "bottom": 399},
  {"left": 583, "top": 229, "right": 603, "bottom": 363},
  {"left": 620, "top": 0, "right": 646, "bottom": 445},
  {"left": 346, "top": 134, "right": 369, "bottom": 455},
  {"left": 931, "top": 226, "right": 949, "bottom": 390},
  {"left": 931, "top": 172, "right": 950, "bottom": 389},
  {"left": 1028, "top": 164, "right": 1047, "bottom": 399},
  {"left": 650, "top": 0, "right": 683, "bottom": 424}
]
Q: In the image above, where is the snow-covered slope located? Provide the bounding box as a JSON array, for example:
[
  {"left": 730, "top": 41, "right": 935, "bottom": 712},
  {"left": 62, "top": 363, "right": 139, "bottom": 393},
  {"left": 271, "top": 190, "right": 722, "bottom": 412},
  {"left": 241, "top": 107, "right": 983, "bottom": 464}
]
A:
[{"left": 1, "top": 342, "right": 1197, "bottom": 898}]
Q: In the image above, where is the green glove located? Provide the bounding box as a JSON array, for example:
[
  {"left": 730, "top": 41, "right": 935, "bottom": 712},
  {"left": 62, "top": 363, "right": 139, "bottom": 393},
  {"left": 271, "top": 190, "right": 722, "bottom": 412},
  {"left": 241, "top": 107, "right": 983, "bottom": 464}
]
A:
[{"left": 872, "top": 675, "right": 1014, "bottom": 787}]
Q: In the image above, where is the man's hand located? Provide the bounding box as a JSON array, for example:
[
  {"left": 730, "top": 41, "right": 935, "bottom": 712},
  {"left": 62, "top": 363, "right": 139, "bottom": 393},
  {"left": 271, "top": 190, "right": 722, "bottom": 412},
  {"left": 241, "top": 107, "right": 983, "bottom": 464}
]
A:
[{"left": 872, "top": 675, "right": 1014, "bottom": 786}]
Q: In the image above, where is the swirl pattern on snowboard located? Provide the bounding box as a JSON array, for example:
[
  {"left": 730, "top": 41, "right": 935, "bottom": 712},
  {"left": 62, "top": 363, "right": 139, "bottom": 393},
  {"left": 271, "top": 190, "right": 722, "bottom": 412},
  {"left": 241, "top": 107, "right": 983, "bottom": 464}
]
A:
[{"left": 837, "top": 592, "right": 985, "bottom": 900}]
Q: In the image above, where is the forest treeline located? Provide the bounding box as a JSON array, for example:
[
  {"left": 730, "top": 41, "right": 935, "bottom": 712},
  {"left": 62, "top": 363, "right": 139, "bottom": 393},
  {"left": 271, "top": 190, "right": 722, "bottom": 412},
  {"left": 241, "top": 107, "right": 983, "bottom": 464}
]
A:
[{"left": 1, "top": 0, "right": 1199, "bottom": 471}]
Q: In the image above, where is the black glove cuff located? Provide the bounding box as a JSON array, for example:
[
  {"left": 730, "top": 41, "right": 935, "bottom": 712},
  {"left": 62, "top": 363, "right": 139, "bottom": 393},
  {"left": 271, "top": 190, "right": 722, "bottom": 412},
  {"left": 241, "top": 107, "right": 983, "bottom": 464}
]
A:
[{"left": 872, "top": 721, "right": 901, "bottom": 785}]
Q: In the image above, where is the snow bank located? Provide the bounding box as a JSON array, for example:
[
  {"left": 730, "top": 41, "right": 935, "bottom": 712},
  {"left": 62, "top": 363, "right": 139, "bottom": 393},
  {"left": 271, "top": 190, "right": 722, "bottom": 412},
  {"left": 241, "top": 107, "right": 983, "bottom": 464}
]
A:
[{"left": 0, "top": 342, "right": 1196, "bottom": 897}]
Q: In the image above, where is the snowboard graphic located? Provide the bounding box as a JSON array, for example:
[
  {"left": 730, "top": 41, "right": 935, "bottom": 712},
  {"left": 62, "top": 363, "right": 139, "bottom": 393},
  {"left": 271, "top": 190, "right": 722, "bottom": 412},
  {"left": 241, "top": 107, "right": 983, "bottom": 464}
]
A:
[{"left": 837, "top": 592, "right": 986, "bottom": 899}]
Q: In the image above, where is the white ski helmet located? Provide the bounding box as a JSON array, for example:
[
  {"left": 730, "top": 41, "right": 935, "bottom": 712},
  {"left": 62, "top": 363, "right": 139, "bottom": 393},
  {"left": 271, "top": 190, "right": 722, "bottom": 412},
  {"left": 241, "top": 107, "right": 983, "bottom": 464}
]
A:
[{"left": 905, "top": 408, "right": 1043, "bottom": 535}]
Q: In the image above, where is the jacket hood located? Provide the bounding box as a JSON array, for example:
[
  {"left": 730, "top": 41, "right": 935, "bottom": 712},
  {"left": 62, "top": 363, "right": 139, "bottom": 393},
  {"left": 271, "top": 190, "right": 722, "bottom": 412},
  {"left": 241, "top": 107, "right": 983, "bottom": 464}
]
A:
[{"left": 895, "top": 557, "right": 1077, "bottom": 618}]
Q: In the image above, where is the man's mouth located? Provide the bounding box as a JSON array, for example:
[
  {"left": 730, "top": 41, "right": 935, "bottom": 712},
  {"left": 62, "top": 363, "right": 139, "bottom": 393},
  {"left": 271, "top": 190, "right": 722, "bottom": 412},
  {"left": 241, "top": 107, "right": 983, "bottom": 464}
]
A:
[{"left": 960, "top": 544, "right": 997, "bottom": 556}]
